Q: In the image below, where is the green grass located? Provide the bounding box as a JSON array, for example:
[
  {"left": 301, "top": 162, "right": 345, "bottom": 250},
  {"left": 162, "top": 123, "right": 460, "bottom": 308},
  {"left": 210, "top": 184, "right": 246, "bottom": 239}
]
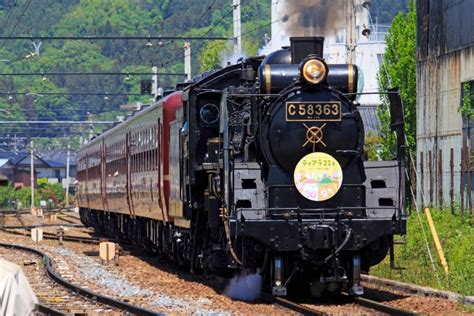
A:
[{"left": 371, "top": 208, "right": 474, "bottom": 296}]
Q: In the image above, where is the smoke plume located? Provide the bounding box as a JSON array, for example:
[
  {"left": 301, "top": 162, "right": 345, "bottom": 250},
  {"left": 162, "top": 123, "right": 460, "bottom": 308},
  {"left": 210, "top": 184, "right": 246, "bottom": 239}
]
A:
[
  {"left": 260, "top": 0, "right": 360, "bottom": 55},
  {"left": 281, "top": 0, "right": 346, "bottom": 37},
  {"left": 224, "top": 272, "right": 262, "bottom": 301},
  {"left": 220, "top": 40, "right": 247, "bottom": 68}
]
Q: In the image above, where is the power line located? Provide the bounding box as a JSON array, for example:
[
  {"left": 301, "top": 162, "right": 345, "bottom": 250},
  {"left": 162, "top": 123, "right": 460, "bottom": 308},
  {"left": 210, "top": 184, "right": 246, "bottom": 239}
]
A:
[
  {"left": 0, "top": 35, "right": 233, "bottom": 41},
  {"left": 189, "top": 0, "right": 220, "bottom": 31},
  {"left": 135, "top": 0, "right": 225, "bottom": 68},
  {"left": 0, "top": 0, "right": 18, "bottom": 33},
  {"left": 0, "top": 127, "right": 82, "bottom": 131},
  {"left": 0, "top": 71, "right": 186, "bottom": 76},
  {"left": 0, "top": 120, "right": 116, "bottom": 124},
  {"left": 0, "top": 115, "right": 122, "bottom": 120},
  {"left": 160, "top": 6, "right": 236, "bottom": 68},
  {"left": 0, "top": 92, "right": 144, "bottom": 96},
  {"left": 6, "top": 0, "right": 31, "bottom": 37},
  {"left": 0, "top": 108, "right": 128, "bottom": 113}
]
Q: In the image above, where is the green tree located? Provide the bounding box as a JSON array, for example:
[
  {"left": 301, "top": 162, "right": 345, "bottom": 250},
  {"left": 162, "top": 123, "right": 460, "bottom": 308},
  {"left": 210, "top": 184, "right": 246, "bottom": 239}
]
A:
[
  {"left": 0, "top": 0, "right": 271, "bottom": 149},
  {"left": 377, "top": 1, "right": 416, "bottom": 160},
  {"left": 199, "top": 41, "right": 228, "bottom": 71},
  {"left": 0, "top": 186, "right": 16, "bottom": 208}
]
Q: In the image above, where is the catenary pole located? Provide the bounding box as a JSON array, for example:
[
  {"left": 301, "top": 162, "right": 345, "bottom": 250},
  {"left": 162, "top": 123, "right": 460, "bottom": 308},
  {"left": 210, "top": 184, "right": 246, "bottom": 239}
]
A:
[
  {"left": 346, "top": 0, "right": 357, "bottom": 63},
  {"left": 152, "top": 65, "right": 159, "bottom": 100},
  {"left": 65, "top": 143, "right": 70, "bottom": 207},
  {"left": 233, "top": 0, "right": 242, "bottom": 56},
  {"left": 184, "top": 42, "right": 191, "bottom": 81},
  {"left": 30, "top": 140, "right": 35, "bottom": 213}
]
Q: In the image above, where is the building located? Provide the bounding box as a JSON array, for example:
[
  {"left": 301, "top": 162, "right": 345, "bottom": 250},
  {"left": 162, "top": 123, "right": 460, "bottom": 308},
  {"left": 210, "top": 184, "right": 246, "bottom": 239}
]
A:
[
  {"left": 0, "top": 152, "right": 48, "bottom": 188},
  {"left": 324, "top": 23, "right": 388, "bottom": 134},
  {"left": 0, "top": 151, "right": 76, "bottom": 189},
  {"left": 38, "top": 151, "right": 77, "bottom": 187},
  {"left": 416, "top": 0, "right": 474, "bottom": 207}
]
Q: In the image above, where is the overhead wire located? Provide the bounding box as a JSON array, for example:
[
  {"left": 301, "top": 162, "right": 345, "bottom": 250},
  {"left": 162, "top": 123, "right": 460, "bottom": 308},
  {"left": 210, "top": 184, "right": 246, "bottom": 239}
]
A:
[
  {"left": 161, "top": 4, "right": 294, "bottom": 70},
  {"left": 2, "top": 1, "right": 249, "bottom": 141},
  {"left": 160, "top": 3, "right": 236, "bottom": 68},
  {"left": 6, "top": 0, "right": 32, "bottom": 37},
  {"left": 141, "top": 0, "right": 223, "bottom": 69},
  {"left": 0, "top": 0, "right": 18, "bottom": 34}
]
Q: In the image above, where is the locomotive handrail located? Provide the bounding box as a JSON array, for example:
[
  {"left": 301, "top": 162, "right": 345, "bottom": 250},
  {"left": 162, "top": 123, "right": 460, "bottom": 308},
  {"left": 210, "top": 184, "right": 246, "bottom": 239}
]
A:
[
  {"left": 220, "top": 88, "right": 242, "bottom": 266},
  {"left": 236, "top": 206, "right": 399, "bottom": 212},
  {"left": 343, "top": 91, "right": 401, "bottom": 96}
]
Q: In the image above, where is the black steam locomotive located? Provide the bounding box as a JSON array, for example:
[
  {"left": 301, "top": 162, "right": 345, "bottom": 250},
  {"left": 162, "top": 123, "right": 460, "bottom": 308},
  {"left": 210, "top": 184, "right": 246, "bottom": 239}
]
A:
[{"left": 77, "top": 36, "right": 406, "bottom": 297}]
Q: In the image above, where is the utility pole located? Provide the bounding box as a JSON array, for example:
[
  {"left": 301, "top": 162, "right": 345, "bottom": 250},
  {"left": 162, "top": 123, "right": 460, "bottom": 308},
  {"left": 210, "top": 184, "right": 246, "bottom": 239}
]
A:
[
  {"left": 184, "top": 42, "right": 191, "bottom": 81},
  {"left": 65, "top": 143, "right": 70, "bottom": 207},
  {"left": 12, "top": 134, "right": 18, "bottom": 152},
  {"left": 233, "top": 0, "right": 242, "bottom": 56},
  {"left": 87, "top": 112, "right": 94, "bottom": 141},
  {"left": 151, "top": 65, "right": 159, "bottom": 100},
  {"left": 346, "top": 0, "right": 357, "bottom": 64},
  {"left": 30, "top": 140, "right": 35, "bottom": 213}
]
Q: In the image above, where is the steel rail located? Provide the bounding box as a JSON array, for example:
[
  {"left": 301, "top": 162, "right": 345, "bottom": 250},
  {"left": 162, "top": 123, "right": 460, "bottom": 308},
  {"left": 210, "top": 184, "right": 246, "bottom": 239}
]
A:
[
  {"left": 261, "top": 294, "right": 326, "bottom": 315},
  {"left": 56, "top": 215, "right": 80, "bottom": 224},
  {"left": 0, "top": 227, "right": 101, "bottom": 244},
  {"left": 273, "top": 296, "right": 326, "bottom": 316},
  {"left": 340, "top": 292, "right": 418, "bottom": 315},
  {"left": 3, "top": 214, "right": 105, "bottom": 244},
  {"left": 3, "top": 223, "right": 83, "bottom": 229},
  {"left": 264, "top": 292, "right": 418, "bottom": 316},
  {"left": 352, "top": 295, "right": 418, "bottom": 315},
  {"left": 0, "top": 242, "right": 161, "bottom": 315},
  {"left": 36, "top": 304, "right": 64, "bottom": 316}
]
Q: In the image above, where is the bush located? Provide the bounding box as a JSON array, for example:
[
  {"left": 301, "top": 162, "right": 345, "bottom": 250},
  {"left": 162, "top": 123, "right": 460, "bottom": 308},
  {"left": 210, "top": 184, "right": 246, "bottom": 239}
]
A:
[
  {"left": 36, "top": 178, "right": 65, "bottom": 206},
  {"left": 0, "top": 178, "right": 65, "bottom": 209},
  {"left": 0, "top": 186, "right": 16, "bottom": 208}
]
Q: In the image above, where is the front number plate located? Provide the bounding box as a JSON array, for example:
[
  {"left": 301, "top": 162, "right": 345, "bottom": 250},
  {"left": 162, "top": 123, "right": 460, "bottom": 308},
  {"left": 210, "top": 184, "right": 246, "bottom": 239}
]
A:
[{"left": 286, "top": 101, "right": 342, "bottom": 122}]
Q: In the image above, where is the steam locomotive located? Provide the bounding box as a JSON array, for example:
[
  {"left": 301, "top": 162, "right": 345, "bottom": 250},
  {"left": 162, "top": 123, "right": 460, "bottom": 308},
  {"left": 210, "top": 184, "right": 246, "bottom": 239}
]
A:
[{"left": 77, "top": 37, "right": 406, "bottom": 297}]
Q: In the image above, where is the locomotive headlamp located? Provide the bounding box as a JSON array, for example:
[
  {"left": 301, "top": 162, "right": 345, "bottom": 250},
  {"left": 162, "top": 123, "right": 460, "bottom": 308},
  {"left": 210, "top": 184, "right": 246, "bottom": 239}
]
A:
[{"left": 301, "top": 58, "right": 327, "bottom": 85}]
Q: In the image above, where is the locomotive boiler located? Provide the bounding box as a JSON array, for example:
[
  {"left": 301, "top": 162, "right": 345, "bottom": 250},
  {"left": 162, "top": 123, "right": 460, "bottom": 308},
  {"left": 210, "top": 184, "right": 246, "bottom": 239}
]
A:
[{"left": 77, "top": 36, "right": 406, "bottom": 297}]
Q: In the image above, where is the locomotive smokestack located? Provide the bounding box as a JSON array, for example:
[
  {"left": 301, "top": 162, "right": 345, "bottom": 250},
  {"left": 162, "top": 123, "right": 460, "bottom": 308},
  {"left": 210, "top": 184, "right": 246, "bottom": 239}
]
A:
[{"left": 290, "top": 36, "right": 324, "bottom": 62}]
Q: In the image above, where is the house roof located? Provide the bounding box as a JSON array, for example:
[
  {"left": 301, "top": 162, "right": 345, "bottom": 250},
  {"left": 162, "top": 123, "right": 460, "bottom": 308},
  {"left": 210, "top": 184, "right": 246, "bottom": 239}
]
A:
[
  {"left": 358, "top": 106, "right": 380, "bottom": 135},
  {"left": 0, "top": 159, "right": 9, "bottom": 168},
  {"left": 0, "top": 151, "right": 56, "bottom": 169},
  {"left": 39, "top": 151, "right": 76, "bottom": 167},
  {"left": 0, "top": 151, "right": 30, "bottom": 165},
  {"left": 0, "top": 149, "right": 78, "bottom": 169},
  {"left": 43, "top": 160, "right": 64, "bottom": 168}
]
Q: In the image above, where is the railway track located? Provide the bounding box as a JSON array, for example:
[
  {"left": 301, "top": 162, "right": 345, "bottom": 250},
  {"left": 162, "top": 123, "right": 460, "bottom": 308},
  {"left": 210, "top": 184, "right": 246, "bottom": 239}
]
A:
[
  {"left": 0, "top": 213, "right": 453, "bottom": 314},
  {"left": 0, "top": 226, "right": 101, "bottom": 244},
  {"left": 1, "top": 213, "right": 103, "bottom": 244},
  {"left": 266, "top": 293, "right": 418, "bottom": 315},
  {"left": 0, "top": 242, "right": 159, "bottom": 315}
]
